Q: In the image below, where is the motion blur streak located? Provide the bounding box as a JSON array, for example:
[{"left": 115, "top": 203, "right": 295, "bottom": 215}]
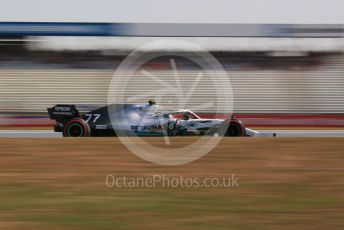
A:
[
  {"left": 0, "top": 55, "right": 343, "bottom": 113},
  {"left": 0, "top": 24, "right": 343, "bottom": 129}
]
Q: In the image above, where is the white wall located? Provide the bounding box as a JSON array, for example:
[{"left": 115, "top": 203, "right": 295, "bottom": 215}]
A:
[{"left": 28, "top": 37, "right": 344, "bottom": 52}]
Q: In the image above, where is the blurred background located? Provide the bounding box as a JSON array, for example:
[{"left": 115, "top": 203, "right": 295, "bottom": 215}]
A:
[
  {"left": 0, "top": 24, "right": 343, "bottom": 128},
  {"left": 0, "top": 0, "right": 343, "bottom": 128}
]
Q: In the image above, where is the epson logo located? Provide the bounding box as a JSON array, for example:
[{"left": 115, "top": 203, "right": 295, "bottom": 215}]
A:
[{"left": 55, "top": 106, "right": 71, "bottom": 112}]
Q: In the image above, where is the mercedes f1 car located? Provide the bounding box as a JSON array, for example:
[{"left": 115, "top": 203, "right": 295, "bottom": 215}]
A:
[{"left": 47, "top": 101, "right": 275, "bottom": 137}]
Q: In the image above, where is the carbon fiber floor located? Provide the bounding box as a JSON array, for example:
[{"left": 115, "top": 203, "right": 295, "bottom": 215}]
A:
[{"left": 0, "top": 130, "right": 344, "bottom": 137}]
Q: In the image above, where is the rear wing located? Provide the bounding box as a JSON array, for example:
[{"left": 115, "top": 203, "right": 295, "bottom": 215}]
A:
[{"left": 47, "top": 105, "right": 80, "bottom": 122}]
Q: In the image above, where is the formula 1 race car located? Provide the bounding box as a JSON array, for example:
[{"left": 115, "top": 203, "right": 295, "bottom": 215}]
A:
[{"left": 47, "top": 101, "right": 275, "bottom": 137}]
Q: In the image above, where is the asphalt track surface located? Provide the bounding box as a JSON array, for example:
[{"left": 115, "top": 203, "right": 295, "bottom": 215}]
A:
[{"left": 0, "top": 130, "right": 344, "bottom": 138}]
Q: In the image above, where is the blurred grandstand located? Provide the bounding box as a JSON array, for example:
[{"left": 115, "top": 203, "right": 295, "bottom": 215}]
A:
[{"left": 0, "top": 23, "right": 343, "bottom": 127}]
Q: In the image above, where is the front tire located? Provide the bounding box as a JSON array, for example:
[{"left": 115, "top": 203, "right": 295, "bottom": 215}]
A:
[
  {"left": 225, "top": 122, "right": 245, "bottom": 136},
  {"left": 219, "top": 120, "right": 245, "bottom": 137},
  {"left": 63, "top": 118, "right": 90, "bottom": 137}
]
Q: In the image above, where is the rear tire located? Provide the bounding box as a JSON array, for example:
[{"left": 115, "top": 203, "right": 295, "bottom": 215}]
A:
[{"left": 63, "top": 118, "right": 90, "bottom": 137}]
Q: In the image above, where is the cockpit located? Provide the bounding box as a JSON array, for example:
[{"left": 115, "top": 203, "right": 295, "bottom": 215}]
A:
[{"left": 171, "top": 110, "right": 201, "bottom": 120}]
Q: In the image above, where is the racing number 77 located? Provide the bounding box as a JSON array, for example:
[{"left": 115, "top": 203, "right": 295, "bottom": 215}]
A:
[{"left": 84, "top": 114, "right": 101, "bottom": 123}]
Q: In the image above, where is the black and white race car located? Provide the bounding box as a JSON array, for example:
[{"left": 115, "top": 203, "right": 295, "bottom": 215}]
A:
[{"left": 47, "top": 101, "right": 275, "bottom": 137}]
